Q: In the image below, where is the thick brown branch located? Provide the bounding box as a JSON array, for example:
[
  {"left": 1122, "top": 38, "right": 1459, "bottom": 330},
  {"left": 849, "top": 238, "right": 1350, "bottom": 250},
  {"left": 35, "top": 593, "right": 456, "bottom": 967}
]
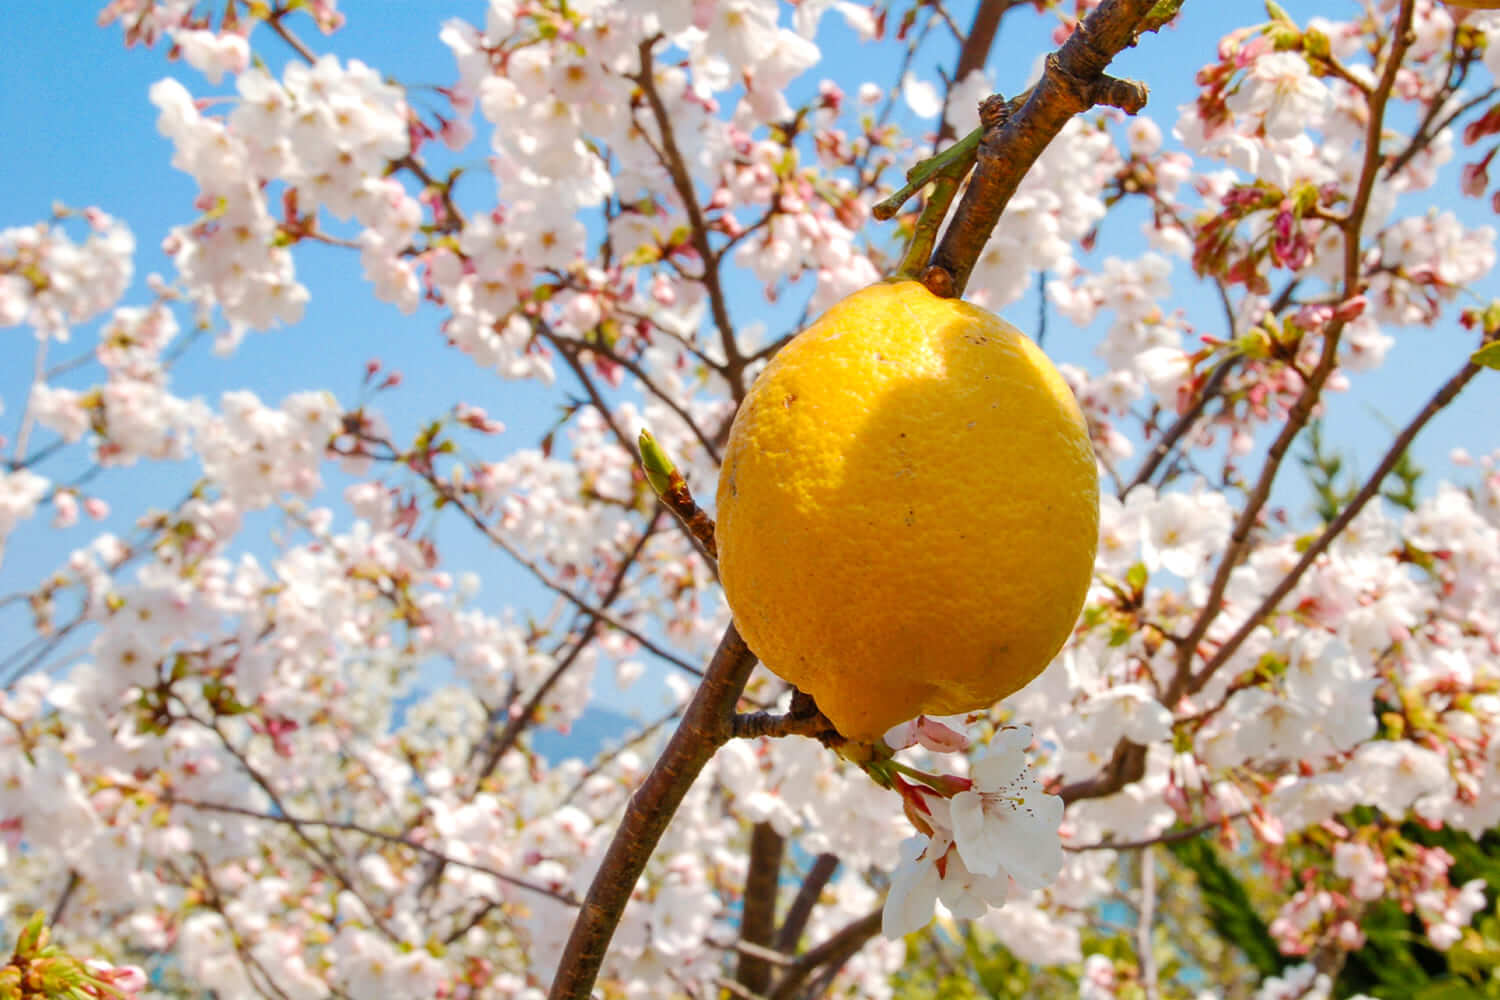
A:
[
  {"left": 736, "top": 822, "right": 786, "bottom": 994},
  {"left": 929, "top": 0, "right": 1161, "bottom": 296},
  {"left": 548, "top": 624, "right": 759, "bottom": 1000}
]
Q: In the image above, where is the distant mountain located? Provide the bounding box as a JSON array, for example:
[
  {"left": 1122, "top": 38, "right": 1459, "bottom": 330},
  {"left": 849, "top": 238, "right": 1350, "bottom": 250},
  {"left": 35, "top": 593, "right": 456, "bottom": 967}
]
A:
[{"left": 530, "top": 705, "right": 640, "bottom": 764}]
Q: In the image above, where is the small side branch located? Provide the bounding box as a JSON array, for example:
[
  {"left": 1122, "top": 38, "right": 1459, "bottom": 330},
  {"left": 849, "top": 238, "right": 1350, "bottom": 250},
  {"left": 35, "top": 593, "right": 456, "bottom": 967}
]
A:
[
  {"left": 767, "top": 909, "right": 884, "bottom": 1000},
  {"left": 638, "top": 429, "right": 718, "bottom": 562},
  {"left": 776, "top": 854, "right": 840, "bottom": 952},
  {"left": 731, "top": 708, "right": 840, "bottom": 743}
]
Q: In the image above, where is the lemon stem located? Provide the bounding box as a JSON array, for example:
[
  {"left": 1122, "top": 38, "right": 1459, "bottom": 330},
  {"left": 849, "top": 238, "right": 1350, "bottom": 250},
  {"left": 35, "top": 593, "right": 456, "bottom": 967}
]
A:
[
  {"left": 873, "top": 126, "right": 982, "bottom": 222},
  {"left": 894, "top": 168, "right": 965, "bottom": 283},
  {"left": 884, "top": 759, "right": 962, "bottom": 793}
]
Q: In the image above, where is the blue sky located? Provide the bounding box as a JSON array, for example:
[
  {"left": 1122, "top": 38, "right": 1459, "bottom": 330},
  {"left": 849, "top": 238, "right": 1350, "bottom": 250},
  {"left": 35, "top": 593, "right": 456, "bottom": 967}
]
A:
[{"left": 2, "top": 2, "right": 1497, "bottom": 716}]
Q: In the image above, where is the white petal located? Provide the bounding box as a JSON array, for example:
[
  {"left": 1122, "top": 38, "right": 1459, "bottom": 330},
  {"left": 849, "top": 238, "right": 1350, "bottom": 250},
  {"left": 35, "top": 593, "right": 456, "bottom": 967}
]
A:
[
  {"left": 951, "top": 791, "right": 1006, "bottom": 878},
  {"left": 972, "top": 743, "right": 1027, "bottom": 790},
  {"left": 902, "top": 72, "right": 943, "bottom": 119},
  {"left": 882, "top": 838, "right": 941, "bottom": 938},
  {"left": 995, "top": 801, "right": 1066, "bottom": 890}
]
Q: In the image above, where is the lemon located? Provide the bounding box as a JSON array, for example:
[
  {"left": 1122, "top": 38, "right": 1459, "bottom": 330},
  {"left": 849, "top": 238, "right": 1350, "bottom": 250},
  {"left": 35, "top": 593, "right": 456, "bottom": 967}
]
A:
[{"left": 716, "top": 281, "right": 1099, "bottom": 743}]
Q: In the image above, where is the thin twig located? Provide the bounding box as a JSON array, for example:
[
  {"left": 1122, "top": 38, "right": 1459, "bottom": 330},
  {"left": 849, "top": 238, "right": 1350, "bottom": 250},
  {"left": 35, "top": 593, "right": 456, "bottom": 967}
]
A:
[
  {"left": 167, "top": 794, "right": 579, "bottom": 905},
  {"left": 775, "top": 854, "right": 840, "bottom": 953},
  {"left": 264, "top": 7, "right": 318, "bottom": 65},
  {"left": 9, "top": 336, "right": 48, "bottom": 470},
  {"left": 1166, "top": 0, "right": 1418, "bottom": 705},
  {"left": 1127, "top": 355, "right": 1241, "bottom": 495},
  {"left": 1137, "top": 849, "right": 1159, "bottom": 1000},
  {"left": 1065, "top": 817, "right": 1238, "bottom": 853},
  {"left": 372, "top": 439, "right": 705, "bottom": 678},
  {"left": 632, "top": 37, "right": 745, "bottom": 399},
  {"left": 544, "top": 326, "right": 721, "bottom": 573},
  {"left": 766, "top": 908, "right": 883, "bottom": 1000},
  {"left": 48, "top": 869, "right": 79, "bottom": 927},
  {"left": 471, "top": 512, "right": 664, "bottom": 784},
  {"left": 638, "top": 430, "right": 718, "bottom": 564},
  {"left": 1189, "top": 349, "right": 1484, "bottom": 692}
]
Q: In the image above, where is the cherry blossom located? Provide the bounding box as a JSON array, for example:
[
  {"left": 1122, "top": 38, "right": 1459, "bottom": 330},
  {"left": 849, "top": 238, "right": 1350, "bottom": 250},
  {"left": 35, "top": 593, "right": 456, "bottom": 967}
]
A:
[{"left": 5, "top": 1, "right": 1500, "bottom": 996}]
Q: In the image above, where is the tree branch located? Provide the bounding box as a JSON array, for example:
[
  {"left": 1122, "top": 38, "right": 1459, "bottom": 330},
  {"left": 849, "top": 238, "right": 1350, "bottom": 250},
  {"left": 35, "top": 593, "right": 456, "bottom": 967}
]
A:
[
  {"left": 775, "top": 854, "right": 840, "bottom": 952},
  {"left": 471, "top": 511, "right": 664, "bottom": 786},
  {"left": 735, "top": 822, "right": 785, "bottom": 995},
  {"left": 548, "top": 624, "right": 759, "bottom": 999},
  {"left": 1127, "top": 355, "right": 1240, "bottom": 495},
  {"left": 166, "top": 794, "right": 578, "bottom": 905},
  {"left": 927, "top": 0, "right": 1162, "bottom": 296},
  {"left": 632, "top": 37, "right": 745, "bottom": 399},
  {"left": 1165, "top": 0, "right": 1417, "bottom": 705},
  {"left": 767, "top": 909, "right": 883, "bottom": 1000},
  {"left": 1189, "top": 348, "right": 1484, "bottom": 692}
]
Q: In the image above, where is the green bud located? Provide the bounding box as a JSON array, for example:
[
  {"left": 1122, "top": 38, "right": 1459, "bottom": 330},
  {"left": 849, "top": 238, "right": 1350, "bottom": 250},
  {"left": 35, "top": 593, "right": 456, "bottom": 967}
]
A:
[{"left": 637, "top": 429, "right": 676, "bottom": 499}]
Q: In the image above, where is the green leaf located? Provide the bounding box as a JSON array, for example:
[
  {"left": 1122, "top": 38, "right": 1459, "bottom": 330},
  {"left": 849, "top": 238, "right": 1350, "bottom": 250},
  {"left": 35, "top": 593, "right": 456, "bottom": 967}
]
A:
[
  {"left": 1166, "top": 837, "right": 1287, "bottom": 978},
  {"left": 1335, "top": 897, "right": 1440, "bottom": 995},
  {"left": 1414, "top": 977, "right": 1489, "bottom": 1000},
  {"left": 1471, "top": 341, "right": 1500, "bottom": 370}
]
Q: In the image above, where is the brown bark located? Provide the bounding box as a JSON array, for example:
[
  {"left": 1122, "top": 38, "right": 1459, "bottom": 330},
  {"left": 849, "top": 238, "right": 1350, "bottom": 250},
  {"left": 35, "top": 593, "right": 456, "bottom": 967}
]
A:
[
  {"left": 928, "top": 0, "right": 1159, "bottom": 296},
  {"left": 547, "top": 625, "right": 758, "bottom": 1000},
  {"left": 775, "top": 854, "right": 840, "bottom": 953},
  {"left": 735, "top": 822, "right": 786, "bottom": 994},
  {"left": 767, "top": 909, "right": 883, "bottom": 1000}
]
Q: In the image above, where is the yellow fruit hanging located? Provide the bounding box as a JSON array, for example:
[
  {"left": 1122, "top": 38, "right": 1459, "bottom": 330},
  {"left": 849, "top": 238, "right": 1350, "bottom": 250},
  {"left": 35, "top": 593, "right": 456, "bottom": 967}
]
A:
[{"left": 716, "top": 280, "right": 1100, "bottom": 743}]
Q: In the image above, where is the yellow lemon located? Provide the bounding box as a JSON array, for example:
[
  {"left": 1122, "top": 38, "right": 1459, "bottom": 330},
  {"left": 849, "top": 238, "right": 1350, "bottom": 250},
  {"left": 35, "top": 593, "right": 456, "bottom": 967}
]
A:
[{"left": 716, "top": 281, "right": 1099, "bottom": 743}]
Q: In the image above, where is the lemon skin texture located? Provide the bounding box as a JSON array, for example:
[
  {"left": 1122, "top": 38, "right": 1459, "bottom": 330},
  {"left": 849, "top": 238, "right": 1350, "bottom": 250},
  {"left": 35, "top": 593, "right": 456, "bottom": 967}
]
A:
[{"left": 716, "top": 281, "right": 1100, "bottom": 743}]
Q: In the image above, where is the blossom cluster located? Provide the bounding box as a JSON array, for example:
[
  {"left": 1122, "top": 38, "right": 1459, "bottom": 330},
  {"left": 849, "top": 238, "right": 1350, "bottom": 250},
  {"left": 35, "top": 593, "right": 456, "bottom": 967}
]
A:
[{"left": 3, "top": 1, "right": 1500, "bottom": 998}]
